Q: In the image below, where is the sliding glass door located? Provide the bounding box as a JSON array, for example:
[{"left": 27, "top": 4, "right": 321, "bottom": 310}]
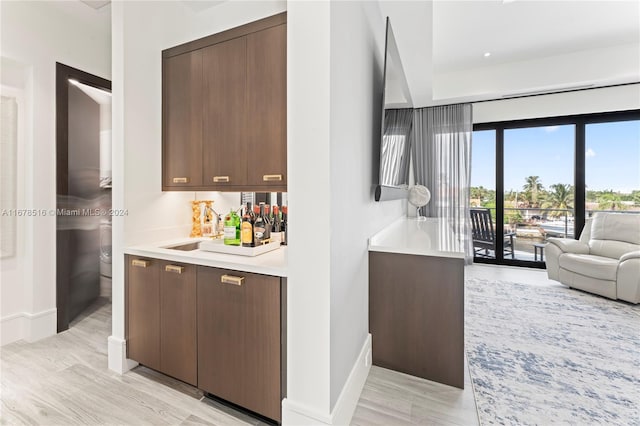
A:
[
  {"left": 472, "top": 110, "right": 639, "bottom": 267},
  {"left": 503, "top": 125, "right": 575, "bottom": 263}
]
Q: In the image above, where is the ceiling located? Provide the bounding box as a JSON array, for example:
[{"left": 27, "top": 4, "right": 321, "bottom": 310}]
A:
[
  {"left": 383, "top": 0, "right": 640, "bottom": 106},
  {"left": 67, "top": 0, "right": 639, "bottom": 107},
  {"left": 433, "top": 0, "right": 640, "bottom": 73}
]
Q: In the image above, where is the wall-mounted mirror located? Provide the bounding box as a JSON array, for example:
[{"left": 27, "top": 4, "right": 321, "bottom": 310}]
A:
[{"left": 375, "top": 17, "right": 413, "bottom": 202}]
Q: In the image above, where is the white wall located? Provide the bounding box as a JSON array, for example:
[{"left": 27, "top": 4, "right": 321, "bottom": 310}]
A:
[
  {"left": 283, "top": 1, "right": 332, "bottom": 422},
  {"left": 284, "top": 1, "right": 406, "bottom": 424},
  {"left": 328, "top": 0, "right": 405, "bottom": 410},
  {"left": 110, "top": 0, "right": 286, "bottom": 368},
  {"left": 474, "top": 83, "right": 640, "bottom": 124},
  {"left": 0, "top": 1, "right": 111, "bottom": 345}
]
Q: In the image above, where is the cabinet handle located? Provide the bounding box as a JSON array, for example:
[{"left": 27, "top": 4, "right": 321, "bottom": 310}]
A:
[
  {"left": 131, "top": 259, "right": 150, "bottom": 268},
  {"left": 165, "top": 265, "right": 184, "bottom": 274},
  {"left": 213, "top": 176, "right": 230, "bottom": 183},
  {"left": 263, "top": 174, "right": 282, "bottom": 182},
  {"left": 172, "top": 177, "right": 189, "bottom": 184},
  {"left": 221, "top": 274, "right": 244, "bottom": 286}
]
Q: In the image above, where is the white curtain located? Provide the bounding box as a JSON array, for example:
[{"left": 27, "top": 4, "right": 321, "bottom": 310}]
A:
[{"left": 412, "top": 104, "right": 473, "bottom": 264}]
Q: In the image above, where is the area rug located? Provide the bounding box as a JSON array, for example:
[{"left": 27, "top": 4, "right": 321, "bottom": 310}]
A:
[{"left": 465, "top": 278, "right": 640, "bottom": 425}]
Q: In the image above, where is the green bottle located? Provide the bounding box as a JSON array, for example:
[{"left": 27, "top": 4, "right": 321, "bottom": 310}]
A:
[{"left": 223, "top": 209, "right": 241, "bottom": 246}]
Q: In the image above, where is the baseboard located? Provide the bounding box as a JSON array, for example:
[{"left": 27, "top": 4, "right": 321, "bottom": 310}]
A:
[
  {"left": 1, "top": 308, "right": 56, "bottom": 346},
  {"left": 282, "top": 334, "right": 372, "bottom": 425},
  {"left": 1, "top": 312, "right": 24, "bottom": 346},
  {"left": 108, "top": 335, "right": 138, "bottom": 374}
]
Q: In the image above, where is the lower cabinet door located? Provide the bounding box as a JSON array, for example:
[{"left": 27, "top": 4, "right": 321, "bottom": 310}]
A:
[
  {"left": 197, "top": 267, "right": 281, "bottom": 421},
  {"left": 160, "top": 261, "right": 197, "bottom": 386},
  {"left": 126, "top": 255, "right": 161, "bottom": 370}
]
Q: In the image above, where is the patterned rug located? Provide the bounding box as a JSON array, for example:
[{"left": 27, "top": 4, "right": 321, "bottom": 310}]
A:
[{"left": 465, "top": 278, "right": 640, "bottom": 426}]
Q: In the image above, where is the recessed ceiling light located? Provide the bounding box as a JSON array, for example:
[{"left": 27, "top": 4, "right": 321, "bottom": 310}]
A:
[{"left": 484, "top": 52, "right": 491, "bottom": 58}]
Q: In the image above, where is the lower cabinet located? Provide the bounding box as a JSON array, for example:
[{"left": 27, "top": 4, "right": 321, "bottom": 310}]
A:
[
  {"left": 160, "top": 260, "right": 197, "bottom": 385},
  {"left": 126, "top": 255, "right": 284, "bottom": 422},
  {"left": 197, "top": 267, "right": 282, "bottom": 422},
  {"left": 127, "top": 256, "right": 161, "bottom": 371},
  {"left": 126, "top": 255, "right": 197, "bottom": 386}
]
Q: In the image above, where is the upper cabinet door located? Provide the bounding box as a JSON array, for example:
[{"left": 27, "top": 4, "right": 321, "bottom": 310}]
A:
[
  {"left": 162, "top": 50, "right": 203, "bottom": 189},
  {"left": 202, "top": 37, "right": 248, "bottom": 188},
  {"left": 247, "top": 24, "right": 287, "bottom": 188}
]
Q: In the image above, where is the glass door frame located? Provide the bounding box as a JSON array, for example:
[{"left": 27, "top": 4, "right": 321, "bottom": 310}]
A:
[{"left": 473, "top": 109, "right": 639, "bottom": 268}]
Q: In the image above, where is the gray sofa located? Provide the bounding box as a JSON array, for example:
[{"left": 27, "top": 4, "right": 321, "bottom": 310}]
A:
[{"left": 546, "top": 213, "right": 640, "bottom": 304}]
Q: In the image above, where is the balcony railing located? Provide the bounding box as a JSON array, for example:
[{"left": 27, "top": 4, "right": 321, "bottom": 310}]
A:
[{"left": 472, "top": 207, "right": 639, "bottom": 261}]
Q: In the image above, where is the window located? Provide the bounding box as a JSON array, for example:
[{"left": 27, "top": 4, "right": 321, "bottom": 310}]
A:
[{"left": 472, "top": 110, "right": 639, "bottom": 267}]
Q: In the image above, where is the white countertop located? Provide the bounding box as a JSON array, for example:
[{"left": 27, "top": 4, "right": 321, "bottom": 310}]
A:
[
  {"left": 369, "top": 217, "right": 465, "bottom": 259},
  {"left": 124, "top": 237, "right": 288, "bottom": 277}
]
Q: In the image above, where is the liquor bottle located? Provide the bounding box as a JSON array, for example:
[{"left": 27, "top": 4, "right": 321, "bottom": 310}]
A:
[
  {"left": 281, "top": 205, "right": 287, "bottom": 245},
  {"left": 241, "top": 212, "right": 254, "bottom": 247},
  {"left": 223, "top": 209, "right": 241, "bottom": 246}
]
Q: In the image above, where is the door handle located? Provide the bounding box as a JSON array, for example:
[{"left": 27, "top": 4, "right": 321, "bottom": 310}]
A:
[
  {"left": 213, "top": 176, "right": 230, "bottom": 183},
  {"left": 165, "top": 265, "right": 184, "bottom": 274},
  {"left": 131, "top": 259, "right": 150, "bottom": 268},
  {"left": 172, "top": 177, "right": 189, "bottom": 183},
  {"left": 221, "top": 274, "right": 244, "bottom": 286},
  {"left": 263, "top": 174, "right": 283, "bottom": 182}
]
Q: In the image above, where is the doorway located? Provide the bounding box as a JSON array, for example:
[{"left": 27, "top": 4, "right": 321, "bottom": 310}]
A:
[{"left": 56, "top": 63, "right": 112, "bottom": 332}]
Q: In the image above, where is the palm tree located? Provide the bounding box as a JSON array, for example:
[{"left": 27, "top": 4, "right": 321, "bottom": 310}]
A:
[
  {"left": 598, "top": 190, "right": 625, "bottom": 211},
  {"left": 543, "top": 183, "right": 574, "bottom": 217},
  {"left": 522, "top": 176, "right": 544, "bottom": 207}
]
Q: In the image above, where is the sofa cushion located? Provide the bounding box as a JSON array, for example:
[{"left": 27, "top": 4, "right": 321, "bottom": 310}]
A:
[
  {"left": 590, "top": 213, "right": 640, "bottom": 245},
  {"left": 589, "top": 240, "right": 640, "bottom": 260},
  {"left": 589, "top": 213, "right": 640, "bottom": 259},
  {"left": 559, "top": 253, "right": 618, "bottom": 281}
]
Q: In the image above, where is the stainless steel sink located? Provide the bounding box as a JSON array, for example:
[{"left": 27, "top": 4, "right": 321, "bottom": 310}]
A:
[{"left": 165, "top": 242, "right": 200, "bottom": 251}]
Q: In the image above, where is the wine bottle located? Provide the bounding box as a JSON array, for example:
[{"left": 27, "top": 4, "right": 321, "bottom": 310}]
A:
[
  {"left": 263, "top": 204, "right": 272, "bottom": 241},
  {"left": 223, "top": 209, "right": 241, "bottom": 246},
  {"left": 281, "top": 205, "right": 287, "bottom": 245},
  {"left": 241, "top": 212, "right": 254, "bottom": 247},
  {"left": 254, "top": 204, "right": 266, "bottom": 246},
  {"left": 271, "top": 205, "right": 281, "bottom": 244}
]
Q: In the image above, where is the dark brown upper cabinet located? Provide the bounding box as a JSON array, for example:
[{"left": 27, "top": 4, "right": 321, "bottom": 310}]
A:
[
  {"left": 162, "top": 13, "right": 287, "bottom": 192},
  {"left": 162, "top": 50, "right": 203, "bottom": 188},
  {"left": 247, "top": 24, "right": 287, "bottom": 188},
  {"left": 202, "top": 37, "right": 248, "bottom": 187}
]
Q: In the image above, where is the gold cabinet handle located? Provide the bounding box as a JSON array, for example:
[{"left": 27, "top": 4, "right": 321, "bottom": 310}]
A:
[
  {"left": 172, "top": 177, "right": 189, "bottom": 183},
  {"left": 213, "top": 176, "right": 230, "bottom": 183},
  {"left": 221, "top": 274, "right": 244, "bottom": 286},
  {"left": 165, "top": 265, "right": 184, "bottom": 274},
  {"left": 131, "top": 259, "right": 150, "bottom": 268},
  {"left": 263, "top": 174, "right": 282, "bottom": 182}
]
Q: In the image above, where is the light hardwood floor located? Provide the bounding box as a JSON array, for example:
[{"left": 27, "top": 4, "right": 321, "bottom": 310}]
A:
[
  {"left": 2, "top": 264, "right": 545, "bottom": 425},
  {"left": 0, "top": 299, "right": 266, "bottom": 426}
]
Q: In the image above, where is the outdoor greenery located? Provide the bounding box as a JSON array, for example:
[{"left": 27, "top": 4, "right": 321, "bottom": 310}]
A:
[{"left": 470, "top": 176, "right": 640, "bottom": 221}]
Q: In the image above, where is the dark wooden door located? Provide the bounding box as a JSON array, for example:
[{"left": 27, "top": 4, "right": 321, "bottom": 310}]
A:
[
  {"left": 246, "top": 24, "right": 287, "bottom": 189},
  {"left": 160, "top": 261, "right": 197, "bottom": 385},
  {"left": 202, "top": 37, "right": 248, "bottom": 188},
  {"left": 162, "top": 50, "right": 203, "bottom": 189},
  {"left": 197, "top": 267, "right": 282, "bottom": 422},
  {"left": 126, "top": 255, "right": 161, "bottom": 370}
]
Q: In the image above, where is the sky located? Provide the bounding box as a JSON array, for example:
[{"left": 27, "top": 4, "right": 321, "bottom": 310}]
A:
[{"left": 471, "top": 120, "right": 640, "bottom": 194}]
